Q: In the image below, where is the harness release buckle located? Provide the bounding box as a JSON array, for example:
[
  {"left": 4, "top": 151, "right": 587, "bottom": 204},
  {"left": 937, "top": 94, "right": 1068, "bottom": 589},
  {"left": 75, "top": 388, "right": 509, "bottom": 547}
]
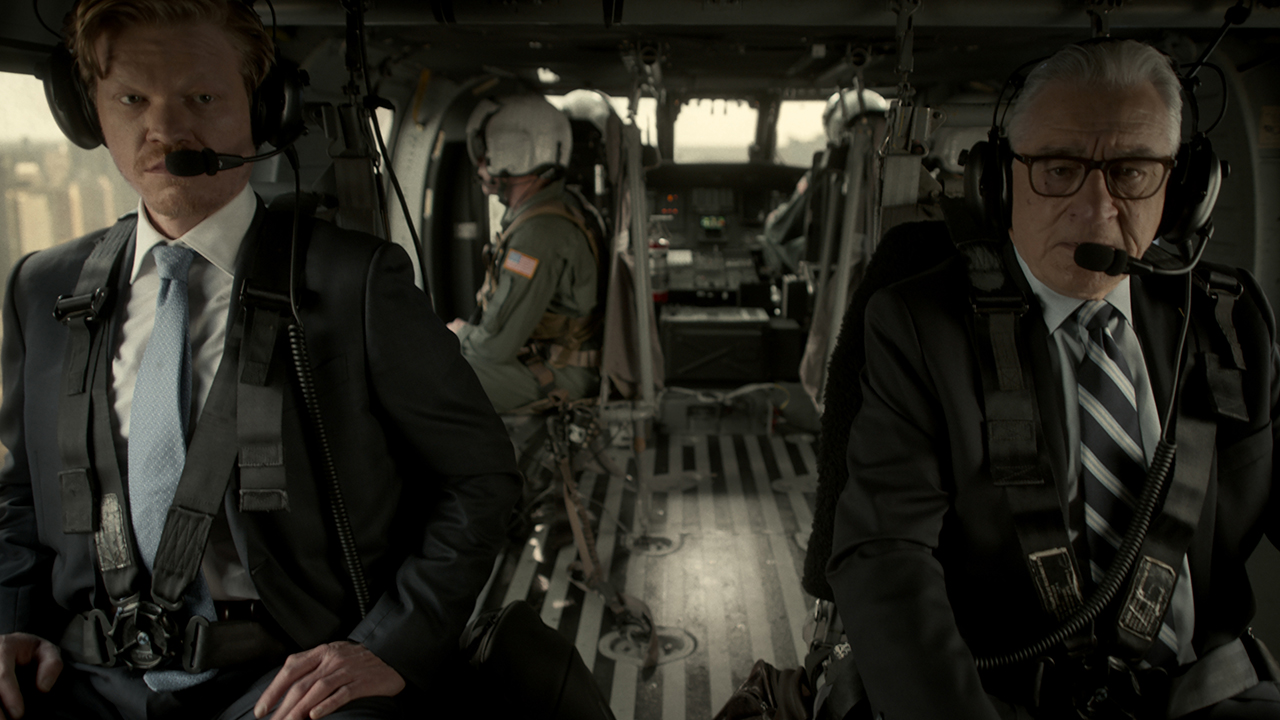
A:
[
  {"left": 109, "top": 597, "right": 180, "bottom": 670},
  {"left": 53, "top": 288, "right": 109, "bottom": 324}
]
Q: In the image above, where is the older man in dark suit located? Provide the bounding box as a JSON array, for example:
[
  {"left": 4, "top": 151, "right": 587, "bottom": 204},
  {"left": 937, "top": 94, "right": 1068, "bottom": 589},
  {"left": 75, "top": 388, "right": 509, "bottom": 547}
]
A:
[
  {"left": 827, "top": 40, "right": 1280, "bottom": 719},
  {"left": 0, "top": 1, "right": 521, "bottom": 719}
]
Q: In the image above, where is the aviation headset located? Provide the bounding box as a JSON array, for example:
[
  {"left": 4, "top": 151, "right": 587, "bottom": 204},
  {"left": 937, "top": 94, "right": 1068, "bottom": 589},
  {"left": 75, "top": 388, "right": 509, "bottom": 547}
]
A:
[
  {"left": 962, "top": 38, "right": 1223, "bottom": 245},
  {"left": 39, "top": 0, "right": 307, "bottom": 152}
]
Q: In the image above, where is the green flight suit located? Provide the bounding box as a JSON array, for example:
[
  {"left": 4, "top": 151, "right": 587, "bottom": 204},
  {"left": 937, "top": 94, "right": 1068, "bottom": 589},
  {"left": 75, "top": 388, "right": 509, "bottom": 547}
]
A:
[{"left": 457, "top": 180, "right": 600, "bottom": 413}]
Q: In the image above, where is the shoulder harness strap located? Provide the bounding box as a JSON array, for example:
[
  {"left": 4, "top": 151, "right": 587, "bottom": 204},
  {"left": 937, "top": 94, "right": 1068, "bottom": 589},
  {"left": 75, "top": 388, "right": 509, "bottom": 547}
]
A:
[
  {"left": 960, "top": 239, "right": 1086, "bottom": 624},
  {"left": 1113, "top": 267, "right": 1246, "bottom": 658},
  {"left": 57, "top": 201, "right": 311, "bottom": 669}
]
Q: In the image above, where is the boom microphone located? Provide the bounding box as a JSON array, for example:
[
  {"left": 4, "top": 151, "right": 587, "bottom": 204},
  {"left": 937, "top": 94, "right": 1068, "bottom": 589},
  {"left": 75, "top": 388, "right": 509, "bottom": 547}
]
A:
[
  {"left": 1073, "top": 242, "right": 1198, "bottom": 277},
  {"left": 1074, "top": 243, "right": 1135, "bottom": 276},
  {"left": 165, "top": 145, "right": 291, "bottom": 177}
]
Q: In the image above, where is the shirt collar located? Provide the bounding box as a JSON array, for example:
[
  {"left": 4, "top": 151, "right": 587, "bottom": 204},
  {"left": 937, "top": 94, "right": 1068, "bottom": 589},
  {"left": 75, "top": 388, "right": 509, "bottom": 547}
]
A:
[
  {"left": 502, "top": 178, "right": 567, "bottom": 227},
  {"left": 130, "top": 183, "right": 256, "bottom": 283},
  {"left": 1013, "top": 246, "right": 1134, "bottom": 334}
]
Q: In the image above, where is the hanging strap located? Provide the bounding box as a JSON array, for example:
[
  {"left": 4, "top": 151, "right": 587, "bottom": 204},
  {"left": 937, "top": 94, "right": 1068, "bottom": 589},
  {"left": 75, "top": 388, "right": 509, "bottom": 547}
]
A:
[{"left": 961, "top": 240, "right": 1086, "bottom": 623}]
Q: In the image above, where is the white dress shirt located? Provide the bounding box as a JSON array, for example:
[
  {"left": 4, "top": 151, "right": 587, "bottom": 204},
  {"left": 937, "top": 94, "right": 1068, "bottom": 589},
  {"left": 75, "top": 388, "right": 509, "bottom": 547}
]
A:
[
  {"left": 1015, "top": 249, "right": 1196, "bottom": 665},
  {"left": 111, "top": 183, "right": 259, "bottom": 601}
]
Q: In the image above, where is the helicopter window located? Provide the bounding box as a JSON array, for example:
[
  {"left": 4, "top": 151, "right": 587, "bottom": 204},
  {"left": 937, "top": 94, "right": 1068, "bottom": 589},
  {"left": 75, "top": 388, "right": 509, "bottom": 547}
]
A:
[
  {"left": 673, "top": 98, "right": 757, "bottom": 163},
  {"left": 775, "top": 100, "right": 827, "bottom": 167},
  {"left": 0, "top": 72, "right": 139, "bottom": 457}
]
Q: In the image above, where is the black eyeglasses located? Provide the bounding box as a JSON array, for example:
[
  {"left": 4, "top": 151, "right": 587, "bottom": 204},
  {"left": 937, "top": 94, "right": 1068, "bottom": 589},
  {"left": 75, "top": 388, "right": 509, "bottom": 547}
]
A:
[{"left": 1012, "top": 153, "right": 1175, "bottom": 200}]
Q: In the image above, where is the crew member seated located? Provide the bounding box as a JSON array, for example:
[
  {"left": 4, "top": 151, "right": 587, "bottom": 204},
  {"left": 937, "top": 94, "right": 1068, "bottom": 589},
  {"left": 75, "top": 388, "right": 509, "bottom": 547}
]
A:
[
  {"left": 759, "top": 87, "right": 887, "bottom": 276},
  {"left": 449, "top": 94, "right": 602, "bottom": 413},
  {"left": 827, "top": 39, "right": 1280, "bottom": 718},
  {"left": 0, "top": 1, "right": 521, "bottom": 718}
]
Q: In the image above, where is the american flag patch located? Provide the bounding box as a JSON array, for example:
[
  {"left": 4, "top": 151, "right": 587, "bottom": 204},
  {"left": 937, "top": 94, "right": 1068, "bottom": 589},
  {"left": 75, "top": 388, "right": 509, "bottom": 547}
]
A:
[{"left": 503, "top": 249, "right": 540, "bottom": 279}]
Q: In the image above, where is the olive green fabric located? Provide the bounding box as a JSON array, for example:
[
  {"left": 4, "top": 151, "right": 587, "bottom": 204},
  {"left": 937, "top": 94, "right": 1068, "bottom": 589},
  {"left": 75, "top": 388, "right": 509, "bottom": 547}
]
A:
[{"left": 457, "top": 180, "right": 600, "bottom": 413}]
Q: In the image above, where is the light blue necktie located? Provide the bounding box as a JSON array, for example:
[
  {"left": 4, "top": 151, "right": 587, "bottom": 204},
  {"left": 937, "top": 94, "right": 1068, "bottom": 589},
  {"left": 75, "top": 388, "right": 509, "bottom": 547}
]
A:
[
  {"left": 127, "top": 244, "right": 216, "bottom": 690},
  {"left": 1076, "top": 300, "right": 1179, "bottom": 666}
]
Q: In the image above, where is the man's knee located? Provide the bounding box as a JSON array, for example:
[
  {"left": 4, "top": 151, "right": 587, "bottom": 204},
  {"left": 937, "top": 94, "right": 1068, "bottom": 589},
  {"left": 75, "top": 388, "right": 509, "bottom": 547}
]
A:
[{"left": 1193, "top": 681, "right": 1280, "bottom": 719}]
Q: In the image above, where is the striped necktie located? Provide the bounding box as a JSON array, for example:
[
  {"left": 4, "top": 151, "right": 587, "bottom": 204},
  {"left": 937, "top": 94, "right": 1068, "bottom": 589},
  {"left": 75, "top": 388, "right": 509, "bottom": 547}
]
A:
[
  {"left": 127, "top": 244, "right": 216, "bottom": 690},
  {"left": 1076, "top": 299, "right": 1177, "bottom": 665}
]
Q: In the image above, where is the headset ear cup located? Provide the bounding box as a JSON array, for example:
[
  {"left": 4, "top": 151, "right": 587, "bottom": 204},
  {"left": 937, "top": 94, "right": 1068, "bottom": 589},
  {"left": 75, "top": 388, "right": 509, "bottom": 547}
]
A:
[
  {"left": 251, "top": 58, "right": 307, "bottom": 149},
  {"left": 963, "top": 136, "right": 1011, "bottom": 235},
  {"left": 1158, "top": 134, "right": 1221, "bottom": 244},
  {"left": 38, "top": 46, "right": 104, "bottom": 150},
  {"left": 993, "top": 136, "right": 1012, "bottom": 232}
]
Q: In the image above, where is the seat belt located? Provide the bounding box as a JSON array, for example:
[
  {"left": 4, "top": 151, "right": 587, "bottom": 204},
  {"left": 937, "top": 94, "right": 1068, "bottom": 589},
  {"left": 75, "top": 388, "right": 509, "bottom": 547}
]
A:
[
  {"left": 1113, "top": 269, "right": 1246, "bottom": 660},
  {"left": 57, "top": 206, "right": 300, "bottom": 672},
  {"left": 963, "top": 250, "right": 1246, "bottom": 673},
  {"left": 54, "top": 216, "right": 135, "bottom": 536},
  {"left": 960, "top": 240, "right": 1087, "bottom": 624},
  {"left": 235, "top": 200, "right": 308, "bottom": 512}
]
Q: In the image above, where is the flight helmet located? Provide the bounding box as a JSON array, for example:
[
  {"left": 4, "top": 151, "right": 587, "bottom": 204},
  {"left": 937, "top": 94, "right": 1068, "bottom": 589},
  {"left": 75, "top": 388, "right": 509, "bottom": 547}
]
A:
[
  {"left": 822, "top": 88, "right": 890, "bottom": 143},
  {"left": 466, "top": 94, "right": 573, "bottom": 178}
]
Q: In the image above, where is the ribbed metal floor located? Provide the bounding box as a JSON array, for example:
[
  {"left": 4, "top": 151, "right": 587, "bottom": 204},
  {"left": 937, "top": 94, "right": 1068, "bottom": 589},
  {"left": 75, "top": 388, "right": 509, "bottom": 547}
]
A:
[{"left": 481, "top": 431, "right": 818, "bottom": 720}]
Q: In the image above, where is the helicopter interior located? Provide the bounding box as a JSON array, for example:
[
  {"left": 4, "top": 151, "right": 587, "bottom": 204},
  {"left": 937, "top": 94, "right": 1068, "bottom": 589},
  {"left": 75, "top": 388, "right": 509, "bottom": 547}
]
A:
[{"left": 1, "top": 1, "right": 1279, "bottom": 718}]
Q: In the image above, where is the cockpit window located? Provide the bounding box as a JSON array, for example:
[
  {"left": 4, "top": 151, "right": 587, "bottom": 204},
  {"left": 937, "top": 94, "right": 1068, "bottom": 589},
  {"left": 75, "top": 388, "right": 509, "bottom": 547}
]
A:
[
  {"left": 673, "top": 99, "right": 756, "bottom": 163},
  {"left": 776, "top": 100, "right": 827, "bottom": 167}
]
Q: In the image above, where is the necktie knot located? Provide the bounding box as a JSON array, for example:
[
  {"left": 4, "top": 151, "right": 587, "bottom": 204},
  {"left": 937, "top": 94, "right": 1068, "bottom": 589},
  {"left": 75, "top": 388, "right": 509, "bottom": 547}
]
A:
[
  {"left": 153, "top": 244, "right": 194, "bottom": 282},
  {"left": 1077, "top": 299, "right": 1114, "bottom": 333}
]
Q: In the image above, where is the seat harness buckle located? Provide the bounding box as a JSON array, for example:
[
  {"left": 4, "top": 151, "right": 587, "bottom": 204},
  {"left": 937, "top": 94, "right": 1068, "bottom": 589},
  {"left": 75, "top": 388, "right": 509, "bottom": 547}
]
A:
[{"left": 108, "top": 596, "right": 181, "bottom": 670}]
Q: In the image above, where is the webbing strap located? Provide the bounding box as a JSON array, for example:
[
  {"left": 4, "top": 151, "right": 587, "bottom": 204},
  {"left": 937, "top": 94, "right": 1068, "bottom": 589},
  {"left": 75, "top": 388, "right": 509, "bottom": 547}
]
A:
[
  {"left": 56, "top": 217, "right": 134, "bottom": 534},
  {"left": 235, "top": 203, "right": 302, "bottom": 512},
  {"left": 181, "top": 617, "right": 290, "bottom": 673},
  {"left": 963, "top": 241, "right": 1085, "bottom": 623},
  {"left": 1115, "top": 411, "right": 1214, "bottom": 657},
  {"left": 92, "top": 338, "right": 138, "bottom": 602},
  {"left": 153, "top": 203, "right": 302, "bottom": 607},
  {"left": 1196, "top": 271, "right": 1250, "bottom": 422},
  {"left": 150, "top": 336, "right": 242, "bottom": 609},
  {"left": 1114, "top": 317, "right": 1218, "bottom": 657}
]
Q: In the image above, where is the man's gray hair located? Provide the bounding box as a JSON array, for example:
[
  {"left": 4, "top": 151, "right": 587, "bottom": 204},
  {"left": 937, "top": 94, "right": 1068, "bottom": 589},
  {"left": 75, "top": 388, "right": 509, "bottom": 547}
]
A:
[{"left": 1006, "top": 40, "right": 1183, "bottom": 155}]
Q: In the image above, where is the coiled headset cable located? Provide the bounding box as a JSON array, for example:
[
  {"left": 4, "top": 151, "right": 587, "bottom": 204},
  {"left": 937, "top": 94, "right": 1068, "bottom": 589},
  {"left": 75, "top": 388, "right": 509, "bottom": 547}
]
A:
[{"left": 283, "top": 146, "right": 372, "bottom": 618}]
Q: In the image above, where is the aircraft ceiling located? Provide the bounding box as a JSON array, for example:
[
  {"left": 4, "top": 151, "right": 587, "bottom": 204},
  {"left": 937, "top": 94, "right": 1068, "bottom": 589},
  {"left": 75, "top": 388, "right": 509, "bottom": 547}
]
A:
[{"left": 1, "top": 0, "right": 1277, "bottom": 100}]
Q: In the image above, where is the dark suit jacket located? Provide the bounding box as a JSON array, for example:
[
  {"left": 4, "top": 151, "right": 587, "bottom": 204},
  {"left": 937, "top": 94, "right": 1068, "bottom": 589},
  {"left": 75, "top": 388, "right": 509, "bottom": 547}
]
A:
[
  {"left": 826, "top": 241, "right": 1280, "bottom": 719},
  {"left": 0, "top": 200, "right": 523, "bottom": 693}
]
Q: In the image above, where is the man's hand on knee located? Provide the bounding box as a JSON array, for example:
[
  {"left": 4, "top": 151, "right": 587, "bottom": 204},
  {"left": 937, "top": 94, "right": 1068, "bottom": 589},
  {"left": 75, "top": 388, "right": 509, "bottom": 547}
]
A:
[
  {"left": 254, "top": 641, "right": 404, "bottom": 720},
  {"left": 0, "top": 633, "right": 63, "bottom": 720}
]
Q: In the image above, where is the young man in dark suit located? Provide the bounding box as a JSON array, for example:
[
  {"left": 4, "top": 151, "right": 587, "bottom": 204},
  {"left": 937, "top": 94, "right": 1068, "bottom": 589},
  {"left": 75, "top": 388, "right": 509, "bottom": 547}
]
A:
[
  {"left": 827, "top": 40, "right": 1280, "bottom": 718},
  {"left": 0, "top": 1, "right": 522, "bottom": 718}
]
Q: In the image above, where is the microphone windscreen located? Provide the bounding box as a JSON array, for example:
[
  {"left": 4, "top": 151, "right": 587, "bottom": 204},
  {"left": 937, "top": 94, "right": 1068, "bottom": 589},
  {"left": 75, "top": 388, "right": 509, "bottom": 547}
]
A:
[
  {"left": 1074, "top": 243, "right": 1127, "bottom": 276},
  {"left": 165, "top": 149, "right": 216, "bottom": 177}
]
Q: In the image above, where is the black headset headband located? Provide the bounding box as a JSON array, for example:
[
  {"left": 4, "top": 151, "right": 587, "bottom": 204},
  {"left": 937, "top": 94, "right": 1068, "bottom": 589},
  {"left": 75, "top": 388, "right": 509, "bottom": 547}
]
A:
[
  {"left": 37, "top": 0, "right": 305, "bottom": 151},
  {"left": 961, "top": 38, "right": 1221, "bottom": 245}
]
